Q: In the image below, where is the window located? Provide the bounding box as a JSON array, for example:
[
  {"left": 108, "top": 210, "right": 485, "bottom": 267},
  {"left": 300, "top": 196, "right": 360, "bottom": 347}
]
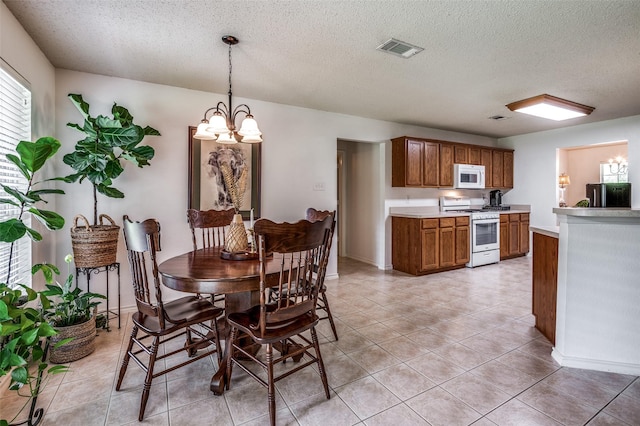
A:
[
  {"left": 600, "top": 162, "right": 628, "bottom": 183},
  {"left": 0, "top": 62, "right": 32, "bottom": 288}
]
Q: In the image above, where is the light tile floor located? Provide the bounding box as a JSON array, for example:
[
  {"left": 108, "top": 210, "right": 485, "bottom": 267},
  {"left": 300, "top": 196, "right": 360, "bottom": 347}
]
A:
[{"left": 2, "top": 256, "right": 639, "bottom": 425}]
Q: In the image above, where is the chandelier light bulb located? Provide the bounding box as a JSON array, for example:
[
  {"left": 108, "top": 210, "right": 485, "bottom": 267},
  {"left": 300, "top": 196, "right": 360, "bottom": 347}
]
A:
[{"left": 216, "top": 131, "right": 237, "bottom": 144}]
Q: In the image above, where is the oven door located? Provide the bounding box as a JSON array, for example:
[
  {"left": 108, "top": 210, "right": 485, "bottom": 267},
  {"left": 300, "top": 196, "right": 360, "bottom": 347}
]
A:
[{"left": 471, "top": 218, "right": 500, "bottom": 252}]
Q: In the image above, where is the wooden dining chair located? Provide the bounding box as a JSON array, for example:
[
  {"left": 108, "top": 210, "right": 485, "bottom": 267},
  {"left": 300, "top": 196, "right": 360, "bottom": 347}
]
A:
[
  {"left": 187, "top": 208, "right": 235, "bottom": 304},
  {"left": 187, "top": 208, "right": 235, "bottom": 250},
  {"left": 305, "top": 207, "right": 339, "bottom": 341},
  {"left": 117, "top": 215, "right": 223, "bottom": 421},
  {"left": 225, "top": 217, "right": 333, "bottom": 426}
]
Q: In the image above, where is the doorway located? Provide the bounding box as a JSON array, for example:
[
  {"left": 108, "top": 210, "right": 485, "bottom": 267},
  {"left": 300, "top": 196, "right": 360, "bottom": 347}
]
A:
[{"left": 557, "top": 141, "right": 628, "bottom": 206}]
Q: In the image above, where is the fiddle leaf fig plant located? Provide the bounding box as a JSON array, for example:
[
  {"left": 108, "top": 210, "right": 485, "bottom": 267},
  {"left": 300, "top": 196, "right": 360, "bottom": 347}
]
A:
[
  {"left": 63, "top": 93, "right": 161, "bottom": 225},
  {"left": 0, "top": 137, "right": 66, "bottom": 284}
]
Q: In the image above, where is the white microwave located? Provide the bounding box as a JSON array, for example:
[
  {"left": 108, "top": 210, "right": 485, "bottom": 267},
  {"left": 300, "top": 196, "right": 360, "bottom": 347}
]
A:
[{"left": 454, "top": 164, "right": 485, "bottom": 189}]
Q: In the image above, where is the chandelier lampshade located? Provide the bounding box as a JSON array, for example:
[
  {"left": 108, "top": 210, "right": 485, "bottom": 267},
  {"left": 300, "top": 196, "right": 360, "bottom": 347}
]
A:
[{"left": 195, "top": 35, "right": 262, "bottom": 144}]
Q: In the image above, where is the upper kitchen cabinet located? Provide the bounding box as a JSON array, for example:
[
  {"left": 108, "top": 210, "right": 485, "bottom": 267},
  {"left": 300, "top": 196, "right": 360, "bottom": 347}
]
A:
[
  {"left": 490, "top": 148, "right": 514, "bottom": 189},
  {"left": 391, "top": 136, "right": 514, "bottom": 189},
  {"left": 439, "top": 143, "right": 454, "bottom": 187},
  {"left": 392, "top": 137, "right": 439, "bottom": 187},
  {"left": 481, "top": 148, "right": 493, "bottom": 188},
  {"left": 454, "top": 144, "right": 469, "bottom": 164}
]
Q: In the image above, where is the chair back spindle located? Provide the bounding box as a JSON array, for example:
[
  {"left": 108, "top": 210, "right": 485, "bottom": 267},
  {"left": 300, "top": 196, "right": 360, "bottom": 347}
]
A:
[
  {"left": 187, "top": 208, "right": 235, "bottom": 250},
  {"left": 123, "top": 215, "right": 168, "bottom": 328},
  {"left": 253, "top": 217, "right": 332, "bottom": 337}
]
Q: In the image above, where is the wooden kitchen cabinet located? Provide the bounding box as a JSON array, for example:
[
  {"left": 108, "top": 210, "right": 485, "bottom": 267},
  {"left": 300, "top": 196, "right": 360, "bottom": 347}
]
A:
[
  {"left": 509, "top": 214, "right": 520, "bottom": 255},
  {"left": 492, "top": 150, "right": 504, "bottom": 188},
  {"left": 392, "top": 215, "right": 469, "bottom": 275},
  {"left": 468, "top": 147, "right": 481, "bottom": 165},
  {"left": 481, "top": 149, "right": 493, "bottom": 188},
  {"left": 439, "top": 143, "right": 454, "bottom": 187},
  {"left": 391, "top": 137, "right": 439, "bottom": 187},
  {"left": 439, "top": 218, "right": 456, "bottom": 267},
  {"left": 421, "top": 219, "right": 439, "bottom": 271},
  {"left": 391, "top": 136, "right": 514, "bottom": 189},
  {"left": 499, "top": 215, "right": 509, "bottom": 259},
  {"left": 455, "top": 216, "right": 470, "bottom": 265},
  {"left": 454, "top": 145, "right": 469, "bottom": 164},
  {"left": 489, "top": 148, "right": 514, "bottom": 189},
  {"left": 500, "top": 212, "right": 530, "bottom": 259},
  {"left": 532, "top": 231, "right": 558, "bottom": 344},
  {"left": 519, "top": 213, "right": 530, "bottom": 254},
  {"left": 503, "top": 151, "right": 514, "bottom": 188}
]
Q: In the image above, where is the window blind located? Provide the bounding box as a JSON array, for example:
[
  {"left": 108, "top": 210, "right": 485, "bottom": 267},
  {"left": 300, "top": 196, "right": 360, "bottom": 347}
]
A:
[{"left": 0, "top": 63, "right": 32, "bottom": 288}]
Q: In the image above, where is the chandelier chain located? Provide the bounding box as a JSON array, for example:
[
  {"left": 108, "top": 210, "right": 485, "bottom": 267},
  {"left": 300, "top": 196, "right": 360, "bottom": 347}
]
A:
[{"left": 228, "top": 42, "right": 233, "bottom": 96}]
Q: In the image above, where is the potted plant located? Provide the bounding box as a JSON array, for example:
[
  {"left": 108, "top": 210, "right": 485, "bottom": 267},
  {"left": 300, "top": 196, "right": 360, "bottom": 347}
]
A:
[
  {"left": 0, "top": 137, "right": 67, "bottom": 426},
  {"left": 41, "top": 254, "right": 105, "bottom": 364},
  {"left": 63, "top": 93, "right": 160, "bottom": 268}
]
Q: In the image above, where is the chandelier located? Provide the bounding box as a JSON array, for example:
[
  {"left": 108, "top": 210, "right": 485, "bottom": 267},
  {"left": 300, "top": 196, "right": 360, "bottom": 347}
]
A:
[
  {"left": 608, "top": 156, "right": 628, "bottom": 175},
  {"left": 195, "top": 35, "right": 262, "bottom": 143}
]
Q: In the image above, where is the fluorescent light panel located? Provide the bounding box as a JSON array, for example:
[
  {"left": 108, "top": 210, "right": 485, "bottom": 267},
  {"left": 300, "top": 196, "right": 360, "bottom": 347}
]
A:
[{"left": 506, "top": 94, "right": 594, "bottom": 121}]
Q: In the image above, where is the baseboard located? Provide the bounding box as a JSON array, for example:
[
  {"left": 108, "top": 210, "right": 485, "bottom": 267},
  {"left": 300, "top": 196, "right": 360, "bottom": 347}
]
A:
[{"left": 552, "top": 348, "right": 640, "bottom": 375}]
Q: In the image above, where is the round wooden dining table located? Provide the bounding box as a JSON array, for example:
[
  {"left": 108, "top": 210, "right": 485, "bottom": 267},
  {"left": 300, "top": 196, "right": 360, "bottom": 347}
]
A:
[{"left": 158, "top": 246, "right": 282, "bottom": 395}]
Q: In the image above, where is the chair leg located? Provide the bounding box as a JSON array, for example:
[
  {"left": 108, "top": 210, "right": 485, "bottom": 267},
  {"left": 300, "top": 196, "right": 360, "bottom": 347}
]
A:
[
  {"left": 116, "top": 325, "right": 138, "bottom": 391},
  {"left": 225, "top": 327, "right": 238, "bottom": 391},
  {"left": 139, "top": 335, "right": 160, "bottom": 421},
  {"left": 212, "top": 318, "right": 222, "bottom": 365},
  {"left": 321, "top": 291, "right": 339, "bottom": 341},
  {"left": 311, "top": 327, "right": 330, "bottom": 399},
  {"left": 266, "top": 343, "right": 276, "bottom": 426}
]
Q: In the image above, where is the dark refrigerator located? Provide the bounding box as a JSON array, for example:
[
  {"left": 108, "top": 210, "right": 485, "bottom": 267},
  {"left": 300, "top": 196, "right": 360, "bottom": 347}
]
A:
[{"left": 586, "top": 183, "right": 631, "bottom": 207}]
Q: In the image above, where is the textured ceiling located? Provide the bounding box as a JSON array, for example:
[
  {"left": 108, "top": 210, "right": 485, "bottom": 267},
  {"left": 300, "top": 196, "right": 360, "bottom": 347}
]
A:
[{"left": 4, "top": 0, "right": 640, "bottom": 138}]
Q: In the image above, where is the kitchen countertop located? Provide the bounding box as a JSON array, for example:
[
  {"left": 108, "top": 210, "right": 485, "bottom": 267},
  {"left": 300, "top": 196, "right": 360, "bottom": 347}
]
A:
[
  {"left": 530, "top": 225, "right": 559, "bottom": 238},
  {"left": 553, "top": 207, "right": 640, "bottom": 218},
  {"left": 390, "top": 205, "right": 531, "bottom": 219}
]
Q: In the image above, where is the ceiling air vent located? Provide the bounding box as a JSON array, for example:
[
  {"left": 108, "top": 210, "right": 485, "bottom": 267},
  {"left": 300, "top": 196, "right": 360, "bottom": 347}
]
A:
[{"left": 376, "top": 38, "right": 424, "bottom": 58}]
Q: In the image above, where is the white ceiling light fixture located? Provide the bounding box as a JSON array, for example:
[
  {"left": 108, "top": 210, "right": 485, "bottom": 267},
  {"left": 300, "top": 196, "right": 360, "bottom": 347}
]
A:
[
  {"left": 195, "top": 35, "right": 262, "bottom": 143},
  {"left": 376, "top": 38, "right": 424, "bottom": 59},
  {"left": 506, "top": 94, "right": 595, "bottom": 121}
]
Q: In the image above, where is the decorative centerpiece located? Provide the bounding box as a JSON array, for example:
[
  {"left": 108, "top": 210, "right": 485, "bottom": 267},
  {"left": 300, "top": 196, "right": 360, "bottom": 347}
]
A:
[{"left": 220, "top": 162, "right": 249, "bottom": 254}]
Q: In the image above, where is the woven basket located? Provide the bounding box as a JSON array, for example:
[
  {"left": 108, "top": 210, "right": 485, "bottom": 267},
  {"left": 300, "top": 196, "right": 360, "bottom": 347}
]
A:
[
  {"left": 49, "top": 316, "right": 96, "bottom": 364},
  {"left": 70, "top": 214, "right": 120, "bottom": 268}
]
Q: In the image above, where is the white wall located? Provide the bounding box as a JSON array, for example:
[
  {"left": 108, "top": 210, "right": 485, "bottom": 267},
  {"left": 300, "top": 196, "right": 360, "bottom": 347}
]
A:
[
  {"left": 1, "top": 2, "right": 57, "bottom": 288},
  {"left": 563, "top": 142, "right": 627, "bottom": 206},
  {"left": 500, "top": 115, "right": 640, "bottom": 228}
]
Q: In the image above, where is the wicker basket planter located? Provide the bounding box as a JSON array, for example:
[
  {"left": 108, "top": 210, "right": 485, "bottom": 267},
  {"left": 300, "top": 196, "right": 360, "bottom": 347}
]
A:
[
  {"left": 49, "top": 315, "right": 96, "bottom": 364},
  {"left": 70, "top": 214, "right": 120, "bottom": 268}
]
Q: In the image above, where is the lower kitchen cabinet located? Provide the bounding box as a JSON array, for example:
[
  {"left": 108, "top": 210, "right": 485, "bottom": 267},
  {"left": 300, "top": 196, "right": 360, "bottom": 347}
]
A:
[
  {"left": 500, "top": 212, "right": 530, "bottom": 260},
  {"left": 392, "top": 215, "right": 469, "bottom": 275},
  {"left": 455, "top": 216, "right": 470, "bottom": 265},
  {"left": 439, "top": 218, "right": 456, "bottom": 268},
  {"left": 532, "top": 231, "right": 558, "bottom": 344}
]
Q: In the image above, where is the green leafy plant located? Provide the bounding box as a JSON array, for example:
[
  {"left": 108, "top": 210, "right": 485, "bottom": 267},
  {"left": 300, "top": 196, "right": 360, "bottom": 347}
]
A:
[
  {"left": 41, "top": 255, "right": 105, "bottom": 328},
  {"left": 0, "top": 137, "right": 66, "bottom": 284},
  {"left": 63, "top": 93, "right": 161, "bottom": 225},
  {"left": 0, "top": 136, "right": 67, "bottom": 425}
]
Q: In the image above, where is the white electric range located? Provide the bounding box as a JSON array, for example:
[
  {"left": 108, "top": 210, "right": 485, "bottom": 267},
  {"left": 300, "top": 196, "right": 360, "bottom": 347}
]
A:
[{"left": 440, "top": 196, "right": 500, "bottom": 268}]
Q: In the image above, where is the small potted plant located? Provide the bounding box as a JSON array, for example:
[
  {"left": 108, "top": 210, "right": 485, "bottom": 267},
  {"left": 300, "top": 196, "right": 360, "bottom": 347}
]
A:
[
  {"left": 63, "top": 93, "right": 160, "bottom": 268},
  {"left": 41, "top": 254, "right": 105, "bottom": 364}
]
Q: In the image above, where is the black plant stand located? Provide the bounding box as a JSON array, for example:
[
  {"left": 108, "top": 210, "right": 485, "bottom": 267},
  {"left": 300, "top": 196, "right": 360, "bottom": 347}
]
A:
[
  {"left": 8, "top": 341, "right": 49, "bottom": 426},
  {"left": 75, "top": 262, "right": 121, "bottom": 330}
]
